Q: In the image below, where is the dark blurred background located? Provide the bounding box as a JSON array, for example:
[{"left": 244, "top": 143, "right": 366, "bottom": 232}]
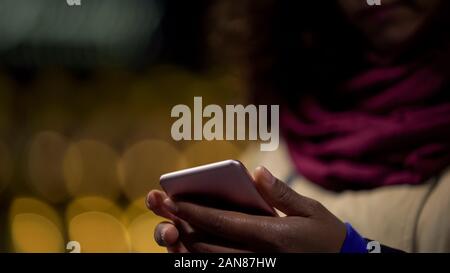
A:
[{"left": 0, "top": 0, "right": 252, "bottom": 252}]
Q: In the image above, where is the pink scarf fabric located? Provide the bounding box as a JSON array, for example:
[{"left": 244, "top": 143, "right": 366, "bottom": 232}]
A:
[{"left": 281, "top": 57, "right": 450, "bottom": 191}]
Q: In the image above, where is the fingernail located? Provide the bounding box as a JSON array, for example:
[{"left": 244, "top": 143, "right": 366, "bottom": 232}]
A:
[
  {"left": 160, "top": 227, "right": 167, "bottom": 245},
  {"left": 260, "top": 167, "right": 276, "bottom": 185},
  {"left": 154, "top": 225, "right": 167, "bottom": 247},
  {"left": 163, "top": 198, "right": 178, "bottom": 214},
  {"left": 155, "top": 230, "right": 166, "bottom": 246},
  {"left": 146, "top": 195, "right": 155, "bottom": 210}
]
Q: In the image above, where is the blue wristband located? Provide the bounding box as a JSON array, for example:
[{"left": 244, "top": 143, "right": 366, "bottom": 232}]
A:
[{"left": 340, "top": 223, "right": 368, "bottom": 253}]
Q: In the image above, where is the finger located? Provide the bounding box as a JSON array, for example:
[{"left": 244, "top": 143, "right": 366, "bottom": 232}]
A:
[
  {"left": 154, "top": 222, "right": 179, "bottom": 247},
  {"left": 172, "top": 218, "right": 251, "bottom": 253},
  {"left": 253, "top": 167, "right": 319, "bottom": 217},
  {"left": 146, "top": 190, "right": 176, "bottom": 220},
  {"left": 154, "top": 221, "right": 190, "bottom": 253},
  {"left": 167, "top": 242, "right": 189, "bottom": 253},
  {"left": 185, "top": 241, "right": 252, "bottom": 253},
  {"left": 146, "top": 190, "right": 167, "bottom": 212},
  {"left": 162, "top": 199, "right": 276, "bottom": 248}
]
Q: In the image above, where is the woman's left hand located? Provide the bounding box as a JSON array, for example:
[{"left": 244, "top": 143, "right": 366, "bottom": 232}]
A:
[{"left": 147, "top": 167, "right": 347, "bottom": 253}]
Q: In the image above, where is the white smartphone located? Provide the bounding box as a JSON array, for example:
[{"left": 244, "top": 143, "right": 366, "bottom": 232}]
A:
[{"left": 160, "top": 160, "right": 277, "bottom": 216}]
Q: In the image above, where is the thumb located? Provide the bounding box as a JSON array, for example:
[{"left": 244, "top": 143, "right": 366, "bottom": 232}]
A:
[{"left": 253, "top": 166, "right": 319, "bottom": 217}]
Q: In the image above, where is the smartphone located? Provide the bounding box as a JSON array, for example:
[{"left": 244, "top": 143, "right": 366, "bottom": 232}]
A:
[{"left": 160, "top": 160, "right": 277, "bottom": 216}]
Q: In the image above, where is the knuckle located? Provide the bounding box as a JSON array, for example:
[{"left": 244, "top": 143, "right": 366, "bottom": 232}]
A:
[
  {"left": 308, "top": 199, "right": 324, "bottom": 213},
  {"left": 210, "top": 213, "right": 227, "bottom": 233},
  {"left": 276, "top": 182, "right": 293, "bottom": 204}
]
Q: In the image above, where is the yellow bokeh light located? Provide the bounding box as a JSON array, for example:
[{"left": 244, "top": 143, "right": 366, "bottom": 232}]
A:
[
  {"left": 128, "top": 213, "right": 167, "bottom": 253},
  {"left": 28, "top": 131, "right": 70, "bottom": 203},
  {"left": 183, "top": 141, "right": 242, "bottom": 167},
  {"left": 123, "top": 194, "right": 170, "bottom": 253},
  {"left": 11, "top": 213, "right": 64, "bottom": 253},
  {"left": 9, "top": 197, "right": 63, "bottom": 231},
  {"left": 124, "top": 197, "right": 148, "bottom": 224},
  {"left": 63, "top": 140, "right": 121, "bottom": 200},
  {"left": 68, "top": 211, "right": 131, "bottom": 253},
  {"left": 66, "top": 196, "right": 123, "bottom": 225},
  {"left": 120, "top": 139, "right": 186, "bottom": 201}
]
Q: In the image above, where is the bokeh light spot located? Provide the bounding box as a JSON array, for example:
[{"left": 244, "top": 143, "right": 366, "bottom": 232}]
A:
[
  {"left": 63, "top": 140, "right": 121, "bottom": 200},
  {"left": 66, "top": 196, "right": 123, "bottom": 226},
  {"left": 68, "top": 211, "right": 131, "bottom": 253},
  {"left": 28, "top": 131, "right": 70, "bottom": 203},
  {"left": 120, "top": 139, "right": 186, "bottom": 201},
  {"left": 128, "top": 213, "right": 166, "bottom": 253},
  {"left": 9, "top": 197, "right": 63, "bottom": 231},
  {"left": 183, "top": 141, "right": 242, "bottom": 167},
  {"left": 11, "top": 213, "right": 64, "bottom": 253}
]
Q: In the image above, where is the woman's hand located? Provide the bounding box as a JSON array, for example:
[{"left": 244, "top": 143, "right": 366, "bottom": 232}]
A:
[{"left": 146, "top": 167, "right": 347, "bottom": 253}]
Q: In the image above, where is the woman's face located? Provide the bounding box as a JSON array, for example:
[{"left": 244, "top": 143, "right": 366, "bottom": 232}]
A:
[{"left": 337, "top": 0, "right": 442, "bottom": 51}]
